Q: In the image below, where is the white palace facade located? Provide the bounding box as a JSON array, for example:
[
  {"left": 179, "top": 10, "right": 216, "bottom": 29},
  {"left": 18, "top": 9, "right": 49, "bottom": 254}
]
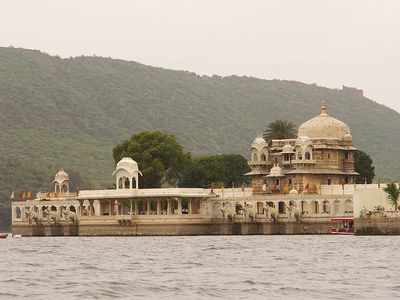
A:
[{"left": 11, "top": 104, "right": 389, "bottom": 236}]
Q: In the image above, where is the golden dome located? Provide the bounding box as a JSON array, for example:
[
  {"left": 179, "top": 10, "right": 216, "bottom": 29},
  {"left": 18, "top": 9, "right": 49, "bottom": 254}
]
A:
[{"left": 298, "top": 105, "right": 351, "bottom": 140}]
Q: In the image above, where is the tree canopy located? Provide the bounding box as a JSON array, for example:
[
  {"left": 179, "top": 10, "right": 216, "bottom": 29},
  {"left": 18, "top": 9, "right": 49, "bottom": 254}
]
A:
[
  {"left": 179, "top": 154, "right": 250, "bottom": 188},
  {"left": 354, "top": 150, "right": 375, "bottom": 184},
  {"left": 384, "top": 182, "right": 400, "bottom": 211},
  {"left": 113, "top": 131, "right": 188, "bottom": 188},
  {"left": 263, "top": 120, "right": 297, "bottom": 142}
]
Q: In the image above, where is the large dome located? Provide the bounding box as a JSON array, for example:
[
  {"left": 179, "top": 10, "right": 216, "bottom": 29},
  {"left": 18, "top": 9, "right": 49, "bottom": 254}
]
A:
[{"left": 298, "top": 105, "right": 351, "bottom": 140}]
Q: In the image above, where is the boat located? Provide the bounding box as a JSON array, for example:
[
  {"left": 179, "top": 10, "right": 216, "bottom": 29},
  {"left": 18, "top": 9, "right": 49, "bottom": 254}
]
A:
[
  {"left": 330, "top": 217, "right": 354, "bottom": 235},
  {"left": 0, "top": 233, "right": 9, "bottom": 239}
]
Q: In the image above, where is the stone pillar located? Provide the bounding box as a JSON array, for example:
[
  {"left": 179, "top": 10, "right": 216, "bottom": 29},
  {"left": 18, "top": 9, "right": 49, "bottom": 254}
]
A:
[
  {"left": 157, "top": 200, "right": 161, "bottom": 215},
  {"left": 167, "top": 199, "right": 170, "bottom": 215},
  {"left": 129, "top": 178, "right": 133, "bottom": 189},
  {"left": 146, "top": 200, "right": 150, "bottom": 215},
  {"left": 130, "top": 200, "right": 133, "bottom": 216},
  {"left": 178, "top": 199, "right": 182, "bottom": 215},
  {"left": 189, "top": 199, "right": 192, "bottom": 215},
  {"left": 75, "top": 205, "right": 79, "bottom": 217},
  {"left": 114, "top": 200, "right": 119, "bottom": 216}
]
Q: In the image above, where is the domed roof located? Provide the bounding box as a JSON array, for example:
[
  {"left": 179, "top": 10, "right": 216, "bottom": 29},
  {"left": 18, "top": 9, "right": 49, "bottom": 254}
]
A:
[
  {"left": 282, "top": 144, "right": 294, "bottom": 153},
  {"left": 267, "top": 164, "right": 285, "bottom": 177},
  {"left": 116, "top": 157, "right": 139, "bottom": 170},
  {"left": 53, "top": 168, "right": 69, "bottom": 183},
  {"left": 113, "top": 157, "right": 141, "bottom": 177},
  {"left": 251, "top": 136, "right": 267, "bottom": 147},
  {"left": 298, "top": 105, "right": 351, "bottom": 140}
]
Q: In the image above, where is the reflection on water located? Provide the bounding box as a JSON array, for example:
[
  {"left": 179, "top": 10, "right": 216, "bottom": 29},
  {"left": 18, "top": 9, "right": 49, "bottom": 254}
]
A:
[{"left": 1, "top": 236, "right": 400, "bottom": 299}]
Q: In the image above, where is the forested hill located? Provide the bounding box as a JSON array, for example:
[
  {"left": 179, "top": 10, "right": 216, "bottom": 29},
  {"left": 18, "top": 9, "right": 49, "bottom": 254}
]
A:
[{"left": 1, "top": 47, "right": 399, "bottom": 226}]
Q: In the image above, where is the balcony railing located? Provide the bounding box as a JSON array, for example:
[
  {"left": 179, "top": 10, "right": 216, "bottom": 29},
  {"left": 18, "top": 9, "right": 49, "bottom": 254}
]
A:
[
  {"left": 292, "top": 159, "right": 316, "bottom": 164},
  {"left": 248, "top": 160, "right": 271, "bottom": 166},
  {"left": 37, "top": 192, "right": 78, "bottom": 200}
]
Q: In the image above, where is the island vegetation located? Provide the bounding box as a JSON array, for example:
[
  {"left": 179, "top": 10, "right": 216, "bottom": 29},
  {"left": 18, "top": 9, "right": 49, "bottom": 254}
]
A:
[
  {"left": 112, "top": 131, "right": 249, "bottom": 189},
  {"left": 0, "top": 46, "right": 395, "bottom": 229}
]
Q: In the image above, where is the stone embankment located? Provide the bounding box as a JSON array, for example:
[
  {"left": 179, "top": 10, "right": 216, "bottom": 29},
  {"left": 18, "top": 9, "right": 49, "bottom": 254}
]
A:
[{"left": 355, "top": 217, "right": 400, "bottom": 235}]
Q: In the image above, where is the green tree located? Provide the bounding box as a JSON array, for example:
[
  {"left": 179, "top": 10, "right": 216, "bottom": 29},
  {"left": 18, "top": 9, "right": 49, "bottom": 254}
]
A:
[
  {"left": 263, "top": 120, "right": 297, "bottom": 143},
  {"left": 354, "top": 150, "right": 375, "bottom": 184},
  {"left": 180, "top": 154, "right": 250, "bottom": 188},
  {"left": 113, "top": 131, "right": 187, "bottom": 188},
  {"left": 384, "top": 182, "right": 400, "bottom": 211}
]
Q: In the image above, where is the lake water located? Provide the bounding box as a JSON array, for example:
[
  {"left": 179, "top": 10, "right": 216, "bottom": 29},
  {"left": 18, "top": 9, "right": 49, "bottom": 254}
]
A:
[{"left": 1, "top": 236, "right": 399, "bottom": 299}]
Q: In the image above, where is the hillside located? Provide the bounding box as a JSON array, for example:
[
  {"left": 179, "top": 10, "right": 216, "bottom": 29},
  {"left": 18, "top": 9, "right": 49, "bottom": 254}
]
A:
[{"left": 1, "top": 47, "right": 400, "bottom": 228}]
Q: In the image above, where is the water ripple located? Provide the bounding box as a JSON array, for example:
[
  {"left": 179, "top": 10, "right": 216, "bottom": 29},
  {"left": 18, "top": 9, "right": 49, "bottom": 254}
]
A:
[{"left": 1, "top": 236, "right": 400, "bottom": 299}]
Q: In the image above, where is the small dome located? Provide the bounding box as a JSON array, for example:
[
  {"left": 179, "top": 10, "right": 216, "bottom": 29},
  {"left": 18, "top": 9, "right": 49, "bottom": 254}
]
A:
[
  {"left": 113, "top": 157, "right": 142, "bottom": 178},
  {"left": 282, "top": 144, "right": 294, "bottom": 153},
  {"left": 251, "top": 136, "right": 267, "bottom": 147},
  {"left": 116, "top": 157, "right": 139, "bottom": 171},
  {"left": 53, "top": 168, "right": 69, "bottom": 184},
  {"left": 295, "top": 136, "right": 312, "bottom": 146},
  {"left": 344, "top": 133, "right": 353, "bottom": 141},
  {"left": 298, "top": 104, "right": 351, "bottom": 140},
  {"left": 267, "top": 164, "right": 285, "bottom": 177}
]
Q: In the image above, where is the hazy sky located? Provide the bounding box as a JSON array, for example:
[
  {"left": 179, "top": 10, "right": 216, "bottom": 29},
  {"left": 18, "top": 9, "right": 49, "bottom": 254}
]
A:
[{"left": 2, "top": 0, "right": 400, "bottom": 111}]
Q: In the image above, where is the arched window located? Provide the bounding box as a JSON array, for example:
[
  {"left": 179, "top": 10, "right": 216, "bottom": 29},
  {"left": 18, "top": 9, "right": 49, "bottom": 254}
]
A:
[
  {"left": 297, "top": 151, "right": 303, "bottom": 160},
  {"left": 261, "top": 154, "right": 266, "bottom": 161},
  {"left": 118, "top": 177, "right": 123, "bottom": 189},
  {"left": 322, "top": 201, "right": 330, "bottom": 214},
  {"left": 15, "top": 207, "right": 22, "bottom": 219},
  {"left": 124, "top": 177, "right": 130, "bottom": 189},
  {"left": 278, "top": 202, "right": 286, "bottom": 214},
  {"left": 252, "top": 151, "right": 258, "bottom": 161},
  {"left": 62, "top": 184, "right": 68, "bottom": 193},
  {"left": 305, "top": 152, "right": 311, "bottom": 160}
]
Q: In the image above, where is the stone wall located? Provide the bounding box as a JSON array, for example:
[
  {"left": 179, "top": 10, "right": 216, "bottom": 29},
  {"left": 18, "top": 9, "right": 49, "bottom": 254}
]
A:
[
  {"left": 13, "top": 220, "right": 331, "bottom": 236},
  {"left": 355, "top": 217, "right": 400, "bottom": 235},
  {"left": 12, "top": 224, "right": 79, "bottom": 236}
]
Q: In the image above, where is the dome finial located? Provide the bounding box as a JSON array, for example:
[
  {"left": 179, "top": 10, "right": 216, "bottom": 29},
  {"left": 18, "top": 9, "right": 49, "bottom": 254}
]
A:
[{"left": 320, "top": 102, "right": 328, "bottom": 116}]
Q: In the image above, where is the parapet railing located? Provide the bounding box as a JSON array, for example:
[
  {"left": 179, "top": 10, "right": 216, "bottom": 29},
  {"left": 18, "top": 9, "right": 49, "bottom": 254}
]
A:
[
  {"left": 320, "top": 184, "right": 388, "bottom": 195},
  {"left": 37, "top": 192, "right": 78, "bottom": 200}
]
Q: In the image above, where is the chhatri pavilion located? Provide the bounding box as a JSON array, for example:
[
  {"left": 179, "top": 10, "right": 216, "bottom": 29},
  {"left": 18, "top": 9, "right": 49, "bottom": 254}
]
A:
[{"left": 247, "top": 104, "right": 359, "bottom": 194}]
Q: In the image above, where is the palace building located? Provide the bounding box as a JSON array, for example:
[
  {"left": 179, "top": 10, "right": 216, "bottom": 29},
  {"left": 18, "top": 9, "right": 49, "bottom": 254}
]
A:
[
  {"left": 14, "top": 103, "right": 389, "bottom": 236},
  {"left": 247, "top": 104, "right": 359, "bottom": 194}
]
